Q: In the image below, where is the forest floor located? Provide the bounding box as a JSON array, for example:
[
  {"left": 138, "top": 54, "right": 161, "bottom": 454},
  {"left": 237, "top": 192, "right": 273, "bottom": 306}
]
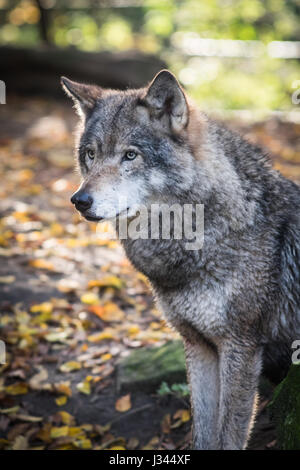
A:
[{"left": 0, "top": 96, "right": 299, "bottom": 450}]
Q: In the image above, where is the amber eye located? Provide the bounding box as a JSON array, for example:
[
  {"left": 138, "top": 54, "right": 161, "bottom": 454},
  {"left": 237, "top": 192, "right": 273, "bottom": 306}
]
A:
[
  {"left": 87, "top": 149, "right": 95, "bottom": 160},
  {"left": 124, "top": 150, "right": 137, "bottom": 161}
]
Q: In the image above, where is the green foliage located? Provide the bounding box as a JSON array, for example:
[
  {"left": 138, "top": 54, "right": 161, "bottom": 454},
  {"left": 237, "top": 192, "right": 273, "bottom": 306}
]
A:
[
  {"left": 1, "top": 0, "right": 300, "bottom": 110},
  {"left": 269, "top": 364, "right": 300, "bottom": 450},
  {"left": 157, "top": 381, "right": 190, "bottom": 398}
]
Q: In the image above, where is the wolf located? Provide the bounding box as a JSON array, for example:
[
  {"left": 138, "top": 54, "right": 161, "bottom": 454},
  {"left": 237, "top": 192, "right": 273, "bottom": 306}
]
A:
[{"left": 61, "top": 70, "right": 300, "bottom": 450}]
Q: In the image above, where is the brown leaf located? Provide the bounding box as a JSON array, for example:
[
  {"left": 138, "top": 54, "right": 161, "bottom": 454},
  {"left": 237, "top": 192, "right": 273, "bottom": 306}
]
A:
[
  {"left": 161, "top": 413, "right": 171, "bottom": 434},
  {"left": 115, "top": 394, "right": 131, "bottom": 412}
]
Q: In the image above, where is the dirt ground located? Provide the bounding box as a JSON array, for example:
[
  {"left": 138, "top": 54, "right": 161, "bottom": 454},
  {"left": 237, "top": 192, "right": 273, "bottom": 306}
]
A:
[{"left": 0, "top": 96, "right": 299, "bottom": 450}]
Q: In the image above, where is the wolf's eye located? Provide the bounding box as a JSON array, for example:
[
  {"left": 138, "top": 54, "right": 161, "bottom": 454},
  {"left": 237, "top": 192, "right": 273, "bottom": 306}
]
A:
[
  {"left": 124, "top": 150, "right": 137, "bottom": 161},
  {"left": 87, "top": 149, "right": 95, "bottom": 160}
]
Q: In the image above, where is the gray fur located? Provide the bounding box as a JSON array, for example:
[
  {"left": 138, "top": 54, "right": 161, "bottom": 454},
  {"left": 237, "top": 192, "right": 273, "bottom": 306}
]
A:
[{"left": 62, "top": 70, "right": 300, "bottom": 450}]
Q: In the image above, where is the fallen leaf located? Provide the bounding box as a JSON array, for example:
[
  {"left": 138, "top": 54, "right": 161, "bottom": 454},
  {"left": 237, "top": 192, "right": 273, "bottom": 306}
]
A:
[
  {"left": 127, "top": 437, "right": 139, "bottom": 450},
  {"left": 115, "top": 394, "right": 131, "bottom": 413},
  {"left": 161, "top": 414, "right": 171, "bottom": 434},
  {"left": 30, "top": 302, "right": 53, "bottom": 315},
  {"left": 88, "top": 276, "right": 123, "bottom": 290},
  {"left": 0, "top": 406, "right": 20, "bottom": 414},
  {"left": 14, "top": 414, "right": 43, "bottom": 423},
  {"left": 87, "top": 328, "right": 115, "bottom": 343},
  {"left": 80, "top": 292, "right": 99, "bottom": 305},
  {"left": 56, "top": 411, "right": 75, "bottom": 426},
  {"left": 54, "top": 382, "right": 72, "bottom": 397},
  {"left": 76, "top": 377, "right": 91, "bottom": 395},
  {"left": 55, "top": 396, "right": 68, "bottom": 406},
  {"left": 59, "top": 361, "right": 82, "bottom": 373},
  {"left": 5, "top": 382, "right": 28, "bottom": 395},
  {"left": 29, "top": 259, "right": 55, "bottom": 271},
  {"left": 12, "top": 435, "right": 28, "bottom": 450},
  {"left": 29, "top": 366, "right": 49, "bottom": 390},
  {"left": 73, "top": 439, "right": 92, "bottom": 449},
  {"left": 50, "top": 426, "right": 69, "bottom": 439},
  {"left": 0, "top": 275, "right": 15, "bottom": 283},
  {"left": 90, "top": 302, "right": 125, "bottom": 322}
]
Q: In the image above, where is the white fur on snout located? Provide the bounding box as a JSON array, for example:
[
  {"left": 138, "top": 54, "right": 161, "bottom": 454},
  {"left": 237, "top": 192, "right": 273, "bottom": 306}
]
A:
[{"left": 90, "top": 179, "right": 148, "bottom": 220}]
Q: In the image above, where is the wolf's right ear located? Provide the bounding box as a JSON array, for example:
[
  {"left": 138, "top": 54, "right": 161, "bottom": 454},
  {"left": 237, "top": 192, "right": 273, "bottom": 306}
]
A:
[{"left": 61, "top": 77, "right": 101, "bottom": 117}]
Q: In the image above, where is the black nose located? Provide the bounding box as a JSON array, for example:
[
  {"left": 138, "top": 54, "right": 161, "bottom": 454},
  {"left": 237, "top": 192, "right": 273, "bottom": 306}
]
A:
[{"left": 71, "top": 190, "right": 93, "bottom": 212}]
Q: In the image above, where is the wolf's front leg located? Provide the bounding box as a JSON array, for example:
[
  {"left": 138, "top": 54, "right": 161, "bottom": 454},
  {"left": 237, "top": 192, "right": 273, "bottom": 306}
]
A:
[
  {"left": 217, "top": 340, "right": 263, "bottom": 450},
  {"left": 183, "top": 336, "right": 219, "bottom": 450}
]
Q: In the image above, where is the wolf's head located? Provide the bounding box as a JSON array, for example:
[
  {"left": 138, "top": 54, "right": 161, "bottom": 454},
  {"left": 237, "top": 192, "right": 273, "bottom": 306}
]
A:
[{"left": 62, "top": 70, "right": 200, "bottom": 222}]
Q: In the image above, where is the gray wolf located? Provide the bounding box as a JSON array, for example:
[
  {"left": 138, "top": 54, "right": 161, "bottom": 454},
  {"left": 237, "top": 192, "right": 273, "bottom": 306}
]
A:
[{"left": 61, "top": 70, "right": 300, "bottom": 450}]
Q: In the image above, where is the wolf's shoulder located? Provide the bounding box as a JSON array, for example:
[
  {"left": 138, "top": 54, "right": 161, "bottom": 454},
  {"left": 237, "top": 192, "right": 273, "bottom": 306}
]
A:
[
  {"left": 206, "top": 116, "right": 300, "bottom": 203},
  {"left": 205, "top": 117, "right": 273, "bottom": 169}
]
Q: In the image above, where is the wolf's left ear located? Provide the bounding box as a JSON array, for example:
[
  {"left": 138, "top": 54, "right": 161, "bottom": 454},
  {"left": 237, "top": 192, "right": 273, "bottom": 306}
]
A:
[
  {"left": 142, "top": 70, "right": 188, "bottom": 133},
  {"left": 61, "top": 77, "right": 101, "bottom": 116}
]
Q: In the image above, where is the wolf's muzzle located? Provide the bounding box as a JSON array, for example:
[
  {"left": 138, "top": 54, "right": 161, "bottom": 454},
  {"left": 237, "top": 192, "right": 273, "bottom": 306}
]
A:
[{"left": 71, "top": 190, "right": 93, "bottom": 213}]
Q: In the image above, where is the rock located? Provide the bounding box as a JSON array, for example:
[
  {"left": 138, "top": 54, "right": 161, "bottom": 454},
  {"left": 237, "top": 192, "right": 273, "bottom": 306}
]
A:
[
  {"left": 269, "top": 363, "right": 300, "bottom": 449},
  {"left": 116, "top": 340, "right": 186, "bottom": 393}
]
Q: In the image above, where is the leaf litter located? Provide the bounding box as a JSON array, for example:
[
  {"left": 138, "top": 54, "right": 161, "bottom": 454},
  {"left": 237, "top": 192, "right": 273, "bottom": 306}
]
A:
[{"left": 0, "top": 97, "right": 296, "bottom": 450}]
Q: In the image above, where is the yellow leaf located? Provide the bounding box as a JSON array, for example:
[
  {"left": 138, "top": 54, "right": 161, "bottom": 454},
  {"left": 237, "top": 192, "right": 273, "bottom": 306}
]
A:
[
  {"left": 88, "top": 276, "right": 123, "bottom": 290},
  {"left": 50, "top": 222, "right": 64, "bottom": 236},
  {"left": 87, "top": 328, "right": 115, "bottom": 343},
  {"left": 55, "top": 396, "right": 67, "bottom": 406},
  {"left": 57, "top": 411, "right": 75, "bottom": 425},
  {"left": 100, "top": 353, "right": 112, "bottom": 362},
  {"left": 115, "top": 394, "right": 131, "bottom": 413},
  {"left": 127, "top": 325, "right": 140, "bottom": 336},
  {"left": 59, "top": 361, "right": 82, "bottom": 373},
  {"left": 81, "top": 292, "right": 99, "bottom": 305},
  {"left": 30, "top": 302, "right": 53, "bottom": 314},
  {"left": 68, "top": 427, "right": 85, "bottom": 437},
  {"left": 29, "top": 259, "right": 55, "bottom": 271},
  {"left": 173, "top": 409, "right": 191, "bottom": 423},
  {"left": 5, "top": 382, "right": 28, "bottom": 395},
  {"left": 73, "top": 439, "right": 92, "bottom": 449},
  {"left": 110, "top": 446, "right": 126, "bottom": 450},
  {"left": 76, "top": 378, "right": 91, "bottom": 395},
  {"left": 50, "top": 426, "right": 69, "bottom": 439},
  {"left": 45, "top": 331, "right": 70, "bottom": 343},
  {"left": 181, "top": 409, "right": 191, "bottom": 422}
]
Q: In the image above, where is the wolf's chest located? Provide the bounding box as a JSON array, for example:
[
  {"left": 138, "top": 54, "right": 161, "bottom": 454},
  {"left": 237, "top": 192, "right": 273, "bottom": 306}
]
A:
[{"left": 155, "top": 280, "right": 230, "bottom": 338}]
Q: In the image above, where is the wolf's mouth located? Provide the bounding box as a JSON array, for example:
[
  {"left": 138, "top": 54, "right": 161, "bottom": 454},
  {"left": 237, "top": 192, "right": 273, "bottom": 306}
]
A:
[
  {"left": 83, "top": 208, "right": 130, "bottom": 222},
  {"left": 84, "top": 215, "right": 104, "bottom": 222}
]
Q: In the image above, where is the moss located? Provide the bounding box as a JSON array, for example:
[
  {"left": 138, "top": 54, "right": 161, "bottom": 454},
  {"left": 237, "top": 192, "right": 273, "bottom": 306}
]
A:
[
  {"left": 116, "top": 340, "right": 186, "bottom": 393},
  {"left": 269, "top": 363, "right": 300, "bottom": 449}
]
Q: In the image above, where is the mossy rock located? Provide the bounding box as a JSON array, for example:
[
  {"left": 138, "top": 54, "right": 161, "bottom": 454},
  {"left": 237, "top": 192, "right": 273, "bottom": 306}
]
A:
[
  {"left": 269, "top": 363, "right": 300, "bottom": 450},
  {"left": 116, "top": 340, "right": 186, "bottom": 393}
]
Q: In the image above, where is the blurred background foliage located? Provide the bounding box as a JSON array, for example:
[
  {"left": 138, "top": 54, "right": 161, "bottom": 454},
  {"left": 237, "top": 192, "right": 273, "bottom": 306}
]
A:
[{"left": 0, "top": 0, "right": 300, "bottom": 111}]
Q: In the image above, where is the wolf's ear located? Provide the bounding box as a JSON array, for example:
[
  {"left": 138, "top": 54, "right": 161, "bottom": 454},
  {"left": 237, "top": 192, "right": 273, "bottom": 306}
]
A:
[
  {"left": 142, "top": 70, "right": 188, "bottom": 133},
  {"left": 61, "top": 77, "right": 101, "bottom": 116}
]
